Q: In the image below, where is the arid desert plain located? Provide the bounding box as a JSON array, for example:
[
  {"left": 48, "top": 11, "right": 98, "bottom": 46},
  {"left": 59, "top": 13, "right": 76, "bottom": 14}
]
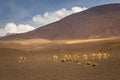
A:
[{"left": 0, "top": 38, "right": 120, "bottom": 80}]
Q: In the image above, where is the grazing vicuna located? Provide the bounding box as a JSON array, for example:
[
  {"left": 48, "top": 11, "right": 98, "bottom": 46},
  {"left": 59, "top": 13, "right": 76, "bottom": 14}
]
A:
[{"left": 17, "top": 56, "right": 26, "bottom": 64}]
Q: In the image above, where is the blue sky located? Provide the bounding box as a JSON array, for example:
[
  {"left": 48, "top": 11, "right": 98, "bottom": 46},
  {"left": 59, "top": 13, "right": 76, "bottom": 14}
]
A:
[{"left": 0, "top": 0, "right": 120, "bottom": 36}]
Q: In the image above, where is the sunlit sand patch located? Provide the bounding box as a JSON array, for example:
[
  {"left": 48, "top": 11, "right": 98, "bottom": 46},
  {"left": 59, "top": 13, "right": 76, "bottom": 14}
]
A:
[
  {"left": 12, "top": 39, "right": 51, "bottom": 45},
  {"left": 0, "top": 37, "right": 119, "bottom": 51},
  {"left": 0, "top": 39, "right": 51, "bottom": 45},
  {"left": 58, "top": 37, "right": 120, "bottom": 44}
]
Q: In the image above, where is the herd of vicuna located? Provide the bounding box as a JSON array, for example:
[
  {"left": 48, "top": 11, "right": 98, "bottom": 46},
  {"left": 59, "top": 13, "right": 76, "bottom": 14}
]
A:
[
  {"left": 16, "top": 48, "right": 111, "bottom": 66},
  {"left": 52, "top": 49, "right": 111, "bottom": 66}
]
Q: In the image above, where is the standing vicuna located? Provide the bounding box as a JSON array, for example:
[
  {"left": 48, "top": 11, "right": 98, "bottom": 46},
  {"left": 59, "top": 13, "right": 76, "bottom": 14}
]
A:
[
  {"left": 97, "top": 53, "right": 103, "bottom": 60},
  {"left": 102, "top": 53, "right": 110, "bottom": 59},
  {"left": 83, "top": 54, "right": 88, "bottom": 61},
  {"left": 73, "top": 54, "right": 80, "bottom": 62},
  {"left": 91, "top": 53, "right": 97, "bottom": 60},
  {"left": 17, "top": 56, "right": 26, "bottom": 64},
  {"left": 53, "top": 55, "right": 59, "bottom": 62}
]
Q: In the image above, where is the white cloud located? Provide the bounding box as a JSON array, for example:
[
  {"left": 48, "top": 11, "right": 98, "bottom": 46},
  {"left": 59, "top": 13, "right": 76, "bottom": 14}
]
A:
[
  {"left": 33, "top": 6, "right": 87, "bottom": 26},
  {"left": 0, "top": 29, "right": 7, "bottom": 37},
  {"left": 0, "top": 23, "right": 35, "bottom": 37}
]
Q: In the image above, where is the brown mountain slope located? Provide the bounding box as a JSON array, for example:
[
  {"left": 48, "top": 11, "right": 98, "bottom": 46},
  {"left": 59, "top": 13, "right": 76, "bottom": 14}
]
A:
[{"left": 1, "top": 3, "right": 120, "bottom": 40}]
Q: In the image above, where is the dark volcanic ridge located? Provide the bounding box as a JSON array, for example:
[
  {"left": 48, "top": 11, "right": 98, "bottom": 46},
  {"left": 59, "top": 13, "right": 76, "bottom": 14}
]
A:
[{"left": 1, "top": 3, "right": 120, "bottom": 40}]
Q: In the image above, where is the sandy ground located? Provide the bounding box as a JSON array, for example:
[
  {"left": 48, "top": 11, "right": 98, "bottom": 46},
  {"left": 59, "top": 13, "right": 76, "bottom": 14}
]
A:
[{"left": 0, "top": 45, "right": 120, "bottom": 80}]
